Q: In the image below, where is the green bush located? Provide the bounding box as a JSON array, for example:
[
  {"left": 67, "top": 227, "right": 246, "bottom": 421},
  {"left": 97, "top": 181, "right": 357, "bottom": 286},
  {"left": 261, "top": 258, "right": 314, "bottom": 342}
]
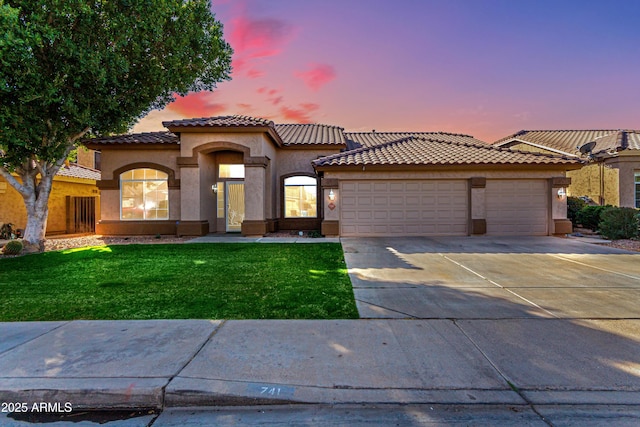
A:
[
  {"left": 308, "top": 230, "right": 322, "bottom": 238},
  {"left": 598, "top": 207, "right": 639, "bottom": 240},
  {"left": 567, "top": 197, "right": 587, "bottom": 226},
  {"left": 576, "top": 205, "right": 609, "bottom": 231},
  {"left": 2, "top": 239, "right": 23, "bottom": 255},
  {"left": 0, "top": 223, "right": 14, "bottom": 239}
]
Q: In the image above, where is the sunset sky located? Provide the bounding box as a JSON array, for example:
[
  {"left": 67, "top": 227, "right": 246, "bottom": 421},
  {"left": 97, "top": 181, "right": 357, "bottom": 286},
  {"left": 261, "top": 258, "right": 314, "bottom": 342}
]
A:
[{"left": 133, "top": 0, "right": 640, "bottom": 143}]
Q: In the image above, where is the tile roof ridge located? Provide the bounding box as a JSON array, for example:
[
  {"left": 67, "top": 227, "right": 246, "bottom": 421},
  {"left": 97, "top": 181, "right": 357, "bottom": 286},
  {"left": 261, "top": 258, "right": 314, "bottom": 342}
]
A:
[
  {"left": 162, "top": 115, "right": 275, "bottom": 127},
  {"left": 344, "top": 130, "right": 475, "bottom": 138},
  {"left": 66, "top": 162, "right": 100, "bottom": 173},
  {"left": 231, "top": 114, "right": 273, "bottom": 124},
  {"left": 276, "top": 122, "right": 344, "bottom": 130},
  {"left": 518, "top": 129, "right": 620, "bottom": 132}
]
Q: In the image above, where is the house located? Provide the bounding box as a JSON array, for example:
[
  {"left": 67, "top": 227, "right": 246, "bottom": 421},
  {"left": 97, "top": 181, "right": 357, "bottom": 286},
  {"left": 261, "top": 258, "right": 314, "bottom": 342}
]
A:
[
  {"left": 84, "top": 115, "right": 580, "bottom": 238},
  {"left": 0, "top": 163, "right": 101, "bottom": 235},
  {"left": 493, "top": 130, "right": 640, "bottom": 207}
]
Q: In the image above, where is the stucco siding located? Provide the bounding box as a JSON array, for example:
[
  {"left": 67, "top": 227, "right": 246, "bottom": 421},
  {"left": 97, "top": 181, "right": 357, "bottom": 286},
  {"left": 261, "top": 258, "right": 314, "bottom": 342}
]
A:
[
  {"left": 100, "top": 149, "right": 180, "bottom": 181},
  {"left": 0, "top": 176, "right": 99, "bottom": 235},
  {"left": 607, "top": 154, "right": 640, "bottom": 208},
  {"left": 567, "top": 163, "right": 619, "bottom": 206}
]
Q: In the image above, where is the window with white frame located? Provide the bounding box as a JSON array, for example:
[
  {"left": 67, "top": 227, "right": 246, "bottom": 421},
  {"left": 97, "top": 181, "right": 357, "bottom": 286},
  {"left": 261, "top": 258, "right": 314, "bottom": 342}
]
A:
[
  {"left": 284, "top": 176, "right": 317, "bottom": 218},
  {"left": 120, "top": 168, "right": 169, "bottom": 220}
]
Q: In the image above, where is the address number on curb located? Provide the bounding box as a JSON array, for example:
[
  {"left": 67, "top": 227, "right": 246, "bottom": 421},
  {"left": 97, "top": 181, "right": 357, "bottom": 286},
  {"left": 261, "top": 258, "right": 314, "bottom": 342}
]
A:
[{"left": 246, "top": 383, "right": 295, "bottom": 399}]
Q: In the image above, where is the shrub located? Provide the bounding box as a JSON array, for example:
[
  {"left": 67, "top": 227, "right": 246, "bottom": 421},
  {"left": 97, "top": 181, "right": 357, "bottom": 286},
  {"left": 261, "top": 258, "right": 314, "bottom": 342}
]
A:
[
  {"left": 308, "top": 230, "right": 322, "bottom": 238},
  {"left": 2, "top": 239, "right": 23, "bottom": 255},
  {"left": 598, "top": 207, "right": 639, "bottom": 240},
  {"left": 576, "top": 205, "right": 609, "bottom": 231},
  {"left": 0, "top": 223, "right": 14, "bottom": 239},
  {"left": 567, "top": 197, "right": 587, "bottom": 226}
]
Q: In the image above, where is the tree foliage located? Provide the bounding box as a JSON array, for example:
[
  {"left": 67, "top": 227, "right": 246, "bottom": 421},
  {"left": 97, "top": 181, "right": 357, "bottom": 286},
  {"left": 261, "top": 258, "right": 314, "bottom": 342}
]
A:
[{"left": 0, "top": 0, "right": 232, "bottom": 251}]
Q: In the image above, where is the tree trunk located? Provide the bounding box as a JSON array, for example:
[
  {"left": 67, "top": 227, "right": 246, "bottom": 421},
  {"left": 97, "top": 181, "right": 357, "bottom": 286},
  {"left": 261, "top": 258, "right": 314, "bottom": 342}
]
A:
[{"left": 20, "top": 170, "right": 54, "bottom": 253}]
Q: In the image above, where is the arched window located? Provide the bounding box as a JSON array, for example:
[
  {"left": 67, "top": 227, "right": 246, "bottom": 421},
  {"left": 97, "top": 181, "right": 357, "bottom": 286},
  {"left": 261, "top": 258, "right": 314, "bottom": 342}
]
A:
[
  {"left": 284, "top": 176, "right": 317, "bottom": 218},
  {"left": 120, "top": 169, "right": 169, "bottom": 220}
]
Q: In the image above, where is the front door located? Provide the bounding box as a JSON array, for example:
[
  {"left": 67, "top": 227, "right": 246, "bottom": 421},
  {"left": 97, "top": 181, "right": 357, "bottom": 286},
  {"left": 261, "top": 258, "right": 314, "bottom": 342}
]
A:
[{"left": 226, "top": 181, "right": 245, "bottom": 232}]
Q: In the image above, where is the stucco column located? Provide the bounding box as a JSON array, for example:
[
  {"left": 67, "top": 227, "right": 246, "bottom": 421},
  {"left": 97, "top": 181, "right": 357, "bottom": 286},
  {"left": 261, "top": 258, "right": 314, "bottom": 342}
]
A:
[
  {"left": 241, "top": 156, "right": 269, "bottom": 236},
  {"left": 550, "top": 177, "right": 572, "bottom": 235},
  {"left": 469, "top": 177, "right": 486, "bottom": 235},
  {"left": 321, "top": 178, "right": 340, "bottom": 236},
  {"left": 175, "top": 164, "right": 208, "bottom": 236}
]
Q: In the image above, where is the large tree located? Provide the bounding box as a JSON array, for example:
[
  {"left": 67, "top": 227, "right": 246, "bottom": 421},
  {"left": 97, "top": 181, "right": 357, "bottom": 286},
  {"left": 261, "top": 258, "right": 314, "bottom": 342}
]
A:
[{"left": 0, "top": 0, "right": 232, "bottom": 252}]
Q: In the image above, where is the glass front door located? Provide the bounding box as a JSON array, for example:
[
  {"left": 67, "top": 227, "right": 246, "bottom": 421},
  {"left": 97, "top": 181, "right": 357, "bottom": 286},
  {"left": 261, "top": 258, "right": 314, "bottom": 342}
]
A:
[{"left": 226, "top": 181, "right": 245, "bottom": 232}]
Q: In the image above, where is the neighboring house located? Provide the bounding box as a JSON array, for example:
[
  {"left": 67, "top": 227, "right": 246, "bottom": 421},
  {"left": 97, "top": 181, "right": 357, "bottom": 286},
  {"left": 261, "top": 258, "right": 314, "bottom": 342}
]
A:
[
  {"left": 0, "top": 163, "right": 101, "bottom": 235},
  {"left": 494, "top": 130, "right": 640, "bottom": 207},
  {"left": 84, "top": 115, "right": 580, "bottom": 238}
]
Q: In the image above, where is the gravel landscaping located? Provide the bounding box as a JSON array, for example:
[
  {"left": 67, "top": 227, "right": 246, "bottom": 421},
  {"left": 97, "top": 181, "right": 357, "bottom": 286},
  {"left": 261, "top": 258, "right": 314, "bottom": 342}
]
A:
[{"left": 2, "top": 232, "right": 640, "bottom": 255}]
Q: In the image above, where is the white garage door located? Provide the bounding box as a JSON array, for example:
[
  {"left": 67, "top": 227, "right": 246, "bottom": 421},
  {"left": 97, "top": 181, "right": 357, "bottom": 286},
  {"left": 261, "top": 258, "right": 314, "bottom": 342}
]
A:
[
  {"left": 340, "top": 180, "right": 468, "bottom": 236},
  {"left": 486, "top": 180, "right": 548, "bottom": 235}
]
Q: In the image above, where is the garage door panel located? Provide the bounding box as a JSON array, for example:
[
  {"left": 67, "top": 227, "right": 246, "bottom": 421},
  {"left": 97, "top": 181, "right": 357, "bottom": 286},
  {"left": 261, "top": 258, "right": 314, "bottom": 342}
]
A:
[
  {"left": 486, "top": 180, "right": 548, "bottom": 235},
  {"left": 340, "top": 180, "right": 468, "bottom": 236}
]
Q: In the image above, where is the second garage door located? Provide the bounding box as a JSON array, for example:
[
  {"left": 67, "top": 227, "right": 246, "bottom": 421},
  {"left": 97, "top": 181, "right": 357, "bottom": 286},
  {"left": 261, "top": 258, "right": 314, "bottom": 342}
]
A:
[
  {"left": 340, "top": 180, "right": 468, "bottom": 236},
  {"left": 485, "top": 180, "right": 548, "bottom": 235}
]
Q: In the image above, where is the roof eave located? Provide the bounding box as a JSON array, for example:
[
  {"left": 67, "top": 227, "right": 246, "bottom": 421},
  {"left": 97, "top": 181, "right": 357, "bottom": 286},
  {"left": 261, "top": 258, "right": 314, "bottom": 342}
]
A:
[{"left": 83, "top": 142, "right": 180, "bottom": 151}]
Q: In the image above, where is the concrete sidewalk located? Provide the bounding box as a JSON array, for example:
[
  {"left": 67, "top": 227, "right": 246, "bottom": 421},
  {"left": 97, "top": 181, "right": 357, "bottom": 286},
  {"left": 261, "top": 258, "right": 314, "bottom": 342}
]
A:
[{"left": 2, "top": 318, "right": 640, "bottom": 411}]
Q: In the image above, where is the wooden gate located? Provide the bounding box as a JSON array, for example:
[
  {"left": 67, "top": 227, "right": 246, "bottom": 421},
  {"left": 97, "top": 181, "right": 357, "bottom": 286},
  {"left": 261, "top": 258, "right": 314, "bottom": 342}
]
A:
[{"left": 66, "top": 196, "right": 96, "bottom": 234}]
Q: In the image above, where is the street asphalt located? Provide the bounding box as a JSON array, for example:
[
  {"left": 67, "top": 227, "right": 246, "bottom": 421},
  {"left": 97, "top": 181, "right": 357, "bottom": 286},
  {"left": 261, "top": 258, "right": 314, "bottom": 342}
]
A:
[{"left": 1, "top": 235, "right": 640, "bottom": 425}]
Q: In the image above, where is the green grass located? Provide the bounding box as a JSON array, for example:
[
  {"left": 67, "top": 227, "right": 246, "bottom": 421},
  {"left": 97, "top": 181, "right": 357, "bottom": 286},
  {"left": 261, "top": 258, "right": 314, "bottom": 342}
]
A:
[{"left": 0, "top": 243, "right": 359, "bottom": 321}]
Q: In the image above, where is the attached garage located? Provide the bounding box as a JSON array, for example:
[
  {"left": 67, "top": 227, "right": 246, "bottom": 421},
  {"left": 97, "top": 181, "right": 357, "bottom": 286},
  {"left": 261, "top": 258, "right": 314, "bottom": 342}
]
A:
[
  {"left": 340, "top": 180, "right": 468, "bottom": 236},
  {"left": 485, "top": 180, "right": 548, "bottom": 235},
  {"left": 314, "top": 135, "right": 580, "bottom": 237}
]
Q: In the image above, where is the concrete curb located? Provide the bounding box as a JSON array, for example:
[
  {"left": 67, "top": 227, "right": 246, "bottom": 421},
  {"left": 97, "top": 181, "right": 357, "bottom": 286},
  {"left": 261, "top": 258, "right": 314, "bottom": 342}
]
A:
[
  {"left": 164, "top": 377, "right": 525, "bottom": 407},
  {"left": 0, "top": 378, "right": 166, "bottom": 410}
]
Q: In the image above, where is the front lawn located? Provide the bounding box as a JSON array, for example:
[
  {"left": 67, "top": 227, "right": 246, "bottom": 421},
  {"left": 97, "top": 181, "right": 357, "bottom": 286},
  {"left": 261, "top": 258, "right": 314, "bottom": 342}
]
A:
[{"left": 0, "top": 243, "right": 358, "bottom": 321}]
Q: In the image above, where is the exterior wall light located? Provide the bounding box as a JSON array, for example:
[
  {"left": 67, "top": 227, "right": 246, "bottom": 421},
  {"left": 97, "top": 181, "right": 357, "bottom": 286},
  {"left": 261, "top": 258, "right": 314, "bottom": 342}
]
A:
[
  {"left": 557, "top": 188, "right": 566, "bottom": 199},
  {"left": 328, "top": 189, "right": 336, "bottom": 201},
  {"left": 211, "top": 184, "right": 218, "bottom": 194}
]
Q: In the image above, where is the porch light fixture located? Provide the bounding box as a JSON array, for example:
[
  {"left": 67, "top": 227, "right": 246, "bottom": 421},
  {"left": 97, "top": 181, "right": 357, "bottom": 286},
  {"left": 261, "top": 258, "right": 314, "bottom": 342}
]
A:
[
  {"left": 557, "top": 188, "right": 567, "bottom": 200},
  {"left": 328, "top": 189, "right": 336, "bottom": 201},
  {"left": 211, "top": 184, "right": 218, "bottom": 194}
]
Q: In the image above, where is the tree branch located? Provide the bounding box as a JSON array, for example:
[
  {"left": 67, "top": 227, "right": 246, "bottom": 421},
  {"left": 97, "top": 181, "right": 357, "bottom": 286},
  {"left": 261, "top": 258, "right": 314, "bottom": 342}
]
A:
[{"left": 0, "top": 165, "right": 27, "bottom": 194}]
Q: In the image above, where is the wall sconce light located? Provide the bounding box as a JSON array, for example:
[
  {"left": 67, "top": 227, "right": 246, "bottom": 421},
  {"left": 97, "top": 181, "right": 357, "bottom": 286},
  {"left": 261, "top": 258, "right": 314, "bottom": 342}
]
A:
[
  {"left": 328, "top": 189, "right": 336, "bottom": 201},
  {"left": 557, "top": 188, "right": 566, "bottom": 200},
  {"left": 211, "top": 184, "right": 218, "bottom": 194}
]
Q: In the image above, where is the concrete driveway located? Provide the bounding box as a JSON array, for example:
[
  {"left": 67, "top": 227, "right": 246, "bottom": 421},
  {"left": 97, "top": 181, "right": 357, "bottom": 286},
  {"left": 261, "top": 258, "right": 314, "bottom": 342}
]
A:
[
  {"left": 342, "top": 236, "right": 640, "bottom": 319},
  {"left": 341, "top": 236, "right": 640, "bottom": 405}
]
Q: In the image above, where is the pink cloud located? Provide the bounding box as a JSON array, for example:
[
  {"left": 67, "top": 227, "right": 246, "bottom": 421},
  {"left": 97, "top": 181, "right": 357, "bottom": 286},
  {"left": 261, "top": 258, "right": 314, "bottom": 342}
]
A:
[
  {"left": 167, "top": 92, "right": 226, "bottom": 117},
  {"left": 269, "top": 96, "right": 283, "bottom": 106},
  {"left": 228, "top": 10, "right": 295, "bottom": 76},
  {"left": 294, "top": 63, "right": 336, "bottom": 91},
  {"left": 246, "top": 69, "right": 265, "bottom": 79},
  {"left": 256, "top": 87, "right": 284, "bottom": 106},
  {"left": 280, "top": 103, "right": 319, "bottom": 123}
]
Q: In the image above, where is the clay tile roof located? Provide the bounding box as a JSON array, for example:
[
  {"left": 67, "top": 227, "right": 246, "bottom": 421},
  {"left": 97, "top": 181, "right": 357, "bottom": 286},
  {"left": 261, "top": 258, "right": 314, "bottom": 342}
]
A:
[
  {"left": 275, "top": 123, "right": 346, "bottom": 146},
  {"left": 83, "top": 131, "right": 178, "bottom": 145},
  {"left": 162, "top": 115, "right": 274, "bottom": 129},
  {"left": 493, "top": 130, "right": 620, "bottom": 156},
  {"left": 626, "top": 131, "right": 640, "bottom": 150},
  {"left": 57, "top": 163, "right": 101, "bottom": 181},
  {"left": 345, "top": 131, "right": 486, "bottom": 150},
  {"left": 313, "top": 136, "right": 580, "bottom": 168}
]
